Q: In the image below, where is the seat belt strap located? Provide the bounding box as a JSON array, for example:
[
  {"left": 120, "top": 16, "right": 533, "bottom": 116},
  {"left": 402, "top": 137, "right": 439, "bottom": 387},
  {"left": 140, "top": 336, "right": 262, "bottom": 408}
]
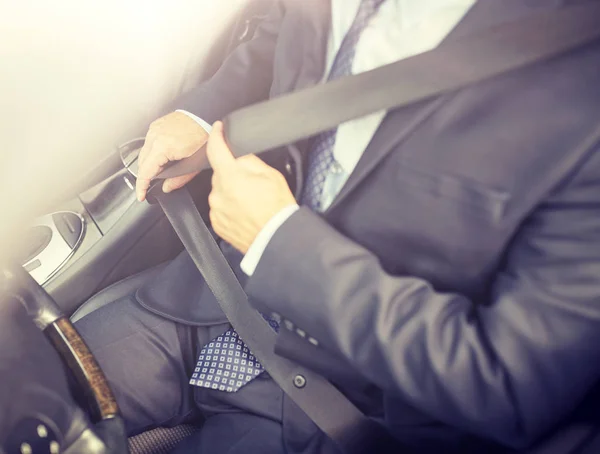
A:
[
  {"left": 158, "top": 3, "right": 600, "bottom": 180},
  {"left": 156, "top": 189, "right": 402, "bottom": 454}
]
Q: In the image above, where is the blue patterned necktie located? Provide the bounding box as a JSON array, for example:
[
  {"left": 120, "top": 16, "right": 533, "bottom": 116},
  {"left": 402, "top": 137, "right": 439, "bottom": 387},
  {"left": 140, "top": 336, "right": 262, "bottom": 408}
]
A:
[
  {"left": 301, "top": 0, "right": 385, "bottom": 211},
  {"left": 191, "top": 0, "right": 386, "bottom": 393}
]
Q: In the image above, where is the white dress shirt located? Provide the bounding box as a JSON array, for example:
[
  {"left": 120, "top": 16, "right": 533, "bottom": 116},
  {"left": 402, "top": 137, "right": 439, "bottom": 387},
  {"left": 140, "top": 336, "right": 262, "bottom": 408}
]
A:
[{"left": 182, "top": 0, "right": 475, "bottom": 275}]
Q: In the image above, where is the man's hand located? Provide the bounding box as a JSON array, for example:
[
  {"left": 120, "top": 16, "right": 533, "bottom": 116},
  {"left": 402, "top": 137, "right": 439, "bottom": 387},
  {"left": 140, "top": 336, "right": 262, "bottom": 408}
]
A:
[
  {"left": 207, "top": 121, "right": 297, "bottom": 254},
  {"left": 136, "top": 111, "right": 209, "bottom": 202}
]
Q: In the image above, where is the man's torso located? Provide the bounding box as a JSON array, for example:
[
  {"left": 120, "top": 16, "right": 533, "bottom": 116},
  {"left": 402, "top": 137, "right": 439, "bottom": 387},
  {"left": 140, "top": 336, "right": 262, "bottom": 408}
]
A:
[{"left": 138, "top": 0, "right": 600, "bottom": 451}]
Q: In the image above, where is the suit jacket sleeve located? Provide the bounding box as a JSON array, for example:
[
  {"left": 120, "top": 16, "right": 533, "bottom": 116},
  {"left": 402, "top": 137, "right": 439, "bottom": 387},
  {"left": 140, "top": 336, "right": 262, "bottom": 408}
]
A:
[
  {"left": 171, "top": 1, "right": 285, "bottom": 123},
  {"left": 245, "top": 146, "right": 600, "bottom": 449}
]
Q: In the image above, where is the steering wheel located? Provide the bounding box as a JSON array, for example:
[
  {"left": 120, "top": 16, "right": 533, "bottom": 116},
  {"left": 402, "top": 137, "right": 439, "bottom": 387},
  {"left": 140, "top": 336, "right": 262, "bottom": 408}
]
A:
[{"left": 0, "top": 263, "right": 128, "bottom": 454}]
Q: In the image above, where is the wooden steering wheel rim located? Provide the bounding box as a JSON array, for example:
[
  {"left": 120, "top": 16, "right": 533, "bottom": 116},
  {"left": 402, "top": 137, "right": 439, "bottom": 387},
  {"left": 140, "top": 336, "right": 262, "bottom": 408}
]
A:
[
  {"left": 44, "top": 317, "right": 119, "bottom": 421},
  {"left": 3, "top": 263, "right": 119, "bottom": 423}
]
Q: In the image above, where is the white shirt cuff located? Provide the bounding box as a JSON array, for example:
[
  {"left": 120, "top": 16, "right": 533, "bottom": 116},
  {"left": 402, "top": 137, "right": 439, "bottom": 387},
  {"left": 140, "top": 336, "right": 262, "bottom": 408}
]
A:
[
  {"left": 240, "top": 204, "right": 300, "bottom": 276},
  {"left": 176, "top": 110, "right": 213, "bottom": 133}
]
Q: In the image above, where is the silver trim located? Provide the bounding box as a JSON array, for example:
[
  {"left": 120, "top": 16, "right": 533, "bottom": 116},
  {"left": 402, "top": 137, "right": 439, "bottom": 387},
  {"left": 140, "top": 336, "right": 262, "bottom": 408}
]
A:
[
  {"left": 63, "top": 428, "right": 106, "bottom": 454},
  {"left": 118, "top": 137, "right": 145, "bottom": 179},
  {"left": 123, "top": 174, "right": 135, "bottom": 191},
  {"left": 22, "top": 211, "right": 85, "bottom": 285}
]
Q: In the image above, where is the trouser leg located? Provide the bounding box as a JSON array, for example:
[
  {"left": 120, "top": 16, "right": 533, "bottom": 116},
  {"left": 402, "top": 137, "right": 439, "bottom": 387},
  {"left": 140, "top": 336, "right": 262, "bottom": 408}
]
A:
[
  {"left": 171, "top": 413, "right": 286, "bottom": 454},
  {"left": 74, "top": 294, "right": 198, "bottom": 436},
  {"left": 74, "top": 291, "right": 327, "bottom": 454}
]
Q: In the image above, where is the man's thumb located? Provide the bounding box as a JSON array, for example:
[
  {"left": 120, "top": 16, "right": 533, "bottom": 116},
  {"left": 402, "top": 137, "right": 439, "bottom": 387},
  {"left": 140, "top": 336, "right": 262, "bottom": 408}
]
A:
[{"left": 206, "top": 121, "right": 235, "bottom": 171}]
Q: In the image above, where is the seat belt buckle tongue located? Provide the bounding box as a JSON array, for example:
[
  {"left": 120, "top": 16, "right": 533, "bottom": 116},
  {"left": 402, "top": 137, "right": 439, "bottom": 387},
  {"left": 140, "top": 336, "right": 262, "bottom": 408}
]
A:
[{"left": 146, "top": 179, "right": 166, "bottom": 205}]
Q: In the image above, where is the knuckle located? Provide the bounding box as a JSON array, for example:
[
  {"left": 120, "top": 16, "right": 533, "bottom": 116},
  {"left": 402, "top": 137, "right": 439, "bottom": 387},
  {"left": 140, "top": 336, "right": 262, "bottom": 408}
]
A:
[
  {"left": 137, "top": 178, "right": 150, "bottom": 188},
  {"left": 275, "top": 171, "right": 287, "bottom": 184},
  {"left": 163, "top": 147, "right": 175, "bottom": 161},
  {"left": 147, "top": 122, "right": 160, "bottom": 136},
  {"left": 209, "top": 210, "right": 219, "bottom": 227},
  {"left": 151, "top": 142, "right": 171, "bottom": 163},
  {"left": 207, "top": 192, "right": 217, "bottom": 207}
]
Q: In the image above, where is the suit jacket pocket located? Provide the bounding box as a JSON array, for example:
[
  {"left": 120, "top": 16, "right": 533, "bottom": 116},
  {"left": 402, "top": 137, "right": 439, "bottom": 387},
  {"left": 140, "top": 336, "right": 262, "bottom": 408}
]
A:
[{"left": 395, "top": 163, "right": 511, "bottom": 225}]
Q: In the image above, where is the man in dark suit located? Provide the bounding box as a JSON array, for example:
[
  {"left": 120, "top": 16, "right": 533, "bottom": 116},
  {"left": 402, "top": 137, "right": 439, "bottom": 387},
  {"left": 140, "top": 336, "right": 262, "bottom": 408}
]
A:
[{"left": 73, "top": 0, "right": 600, "bottom": 453}]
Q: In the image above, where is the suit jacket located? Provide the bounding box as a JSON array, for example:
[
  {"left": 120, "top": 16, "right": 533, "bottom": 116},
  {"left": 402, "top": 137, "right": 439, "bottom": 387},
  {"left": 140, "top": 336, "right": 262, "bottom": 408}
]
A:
[{"left": 136, "top": 0, "right": 600, "bottom": 452}]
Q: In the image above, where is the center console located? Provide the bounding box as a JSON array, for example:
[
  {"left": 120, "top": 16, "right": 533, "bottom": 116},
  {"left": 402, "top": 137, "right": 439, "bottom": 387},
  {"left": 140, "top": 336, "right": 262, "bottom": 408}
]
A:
[
  {"left": 21, "top": 211, "right": 85, "bottom": 285},
  {"left": 17, "top": 138, "right": 185, "bottom": 314}
]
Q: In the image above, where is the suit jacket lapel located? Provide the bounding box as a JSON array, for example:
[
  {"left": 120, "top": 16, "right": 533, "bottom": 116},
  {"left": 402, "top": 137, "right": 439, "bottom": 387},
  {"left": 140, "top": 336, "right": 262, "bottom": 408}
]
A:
[
  {"left": 276, "top": 0, "right": 331, "bottom": 96},
  {"left": 280, "top": 0, "right": 331, "bottom": 178},
  {"left": 324, "top": 96, "right": 449, "bottom": 214},
  {"left": 297, "top": 0, "right": 331, "bottom": 89}
]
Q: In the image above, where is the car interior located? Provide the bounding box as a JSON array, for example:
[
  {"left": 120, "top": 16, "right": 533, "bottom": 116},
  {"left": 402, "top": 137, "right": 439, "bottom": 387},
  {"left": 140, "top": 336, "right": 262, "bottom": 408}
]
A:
[
  {"left": 20, "top": 0, "right": 275, "bottom": 317},
  {"left": 3, "top": 2, "right": 600, "bottom": 454},
  {"left": 1, "top": 1, "right": 276, "bottom": 453}
]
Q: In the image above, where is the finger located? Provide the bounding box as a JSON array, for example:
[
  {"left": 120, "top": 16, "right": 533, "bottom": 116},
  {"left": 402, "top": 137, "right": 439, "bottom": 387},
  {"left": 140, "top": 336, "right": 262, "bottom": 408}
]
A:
[
  {"left": 237, "top": 154, "right": 267, "bottom": 170},
  {"left": 209, "top": 210, "right": 229, "bottom": 238},
  {"left": 135, "top": 134, "right": 154, "bottom": 202},
  {"left": 136, "top": 178, "right": 151, "bottom": 203},
  {"left": 208, "top": 206, "right": 220, "bottom": 230},
  {"left": 137, "top": 129, "right": 156, "bottom": 171},
  {"left": 162, "top": 172, "right": 199, "bottom": 193},
  {"left": 137, "top": 143, "right": 170, "bottom": 180},
  {"left": 206, "top": 121, "right": 235, "bottom": 172},
  {"left": 136, "top": 143, "right": 170, "bottom": 201}
]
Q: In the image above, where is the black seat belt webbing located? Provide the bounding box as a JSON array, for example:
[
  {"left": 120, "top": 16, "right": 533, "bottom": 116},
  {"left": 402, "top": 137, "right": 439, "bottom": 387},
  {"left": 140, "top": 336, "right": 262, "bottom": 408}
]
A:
[{"left": 156, "top": 190, "right": 400, "bottom": 453}]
